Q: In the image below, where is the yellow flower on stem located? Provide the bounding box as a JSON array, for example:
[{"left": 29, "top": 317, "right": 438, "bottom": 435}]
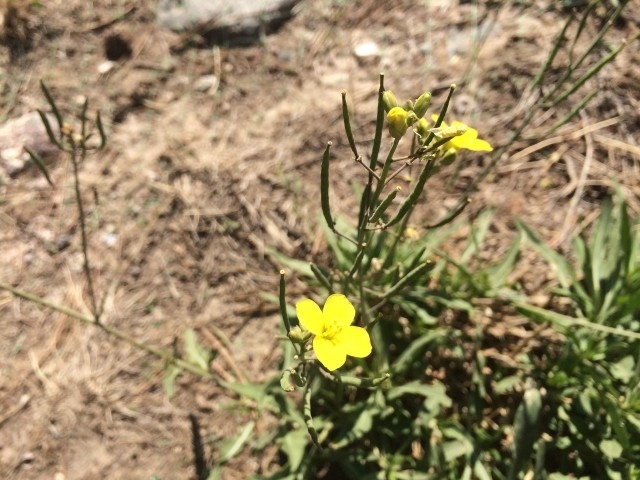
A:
[
  {"left": 431, "top": 115, "right": 493, "bottom": 152},
  {"left": 387, "top": 106, "right": 409, "bottom": 139},
  {"left": 296, "top": 294, "right": 372, "bottom": 371}
]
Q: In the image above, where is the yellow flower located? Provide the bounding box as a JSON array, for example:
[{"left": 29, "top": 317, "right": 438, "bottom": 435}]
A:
[
  {"left": 431, "top": 115, "right": 493, "bottom": 152},
  {"left": 296, "top": 294, "right": 372, "bottom": 371},
  {"left": 387, "top": 107, "right": 409, "bottom": 139}
]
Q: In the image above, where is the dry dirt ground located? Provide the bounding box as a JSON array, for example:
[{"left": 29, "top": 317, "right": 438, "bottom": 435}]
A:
[{"left": 1, "top": 1, "right": 639, "bottom": 479}]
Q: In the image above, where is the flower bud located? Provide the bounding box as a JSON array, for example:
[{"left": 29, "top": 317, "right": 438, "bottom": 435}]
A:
[
  {"left": 413, "top": 92, "right": 432, "bottom": 118},
  {"left": 382, "top": 90, "right": 398, "bottom": 112},
  {"left": 387, "top": 107, "right": 409, "bottom": 139},
  {"left": 288, "top": 326, "right": 311, "bottom": 344},
  {"left": 441, "top": 147, "right": 457, "bottom": 166},
  {"left": 414, "top": 117, "right": 430, "bottom": 138}
]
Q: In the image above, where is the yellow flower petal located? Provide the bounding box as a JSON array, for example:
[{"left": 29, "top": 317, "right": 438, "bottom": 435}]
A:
[
  {"left": 335, "top": 326, "right": 372, "bottom": 358},
  {"left": 451, "top": 135, "right": 493, "bottom": 152},
  {"left": 451, "top": 121, "right": 475, "bottom": 137},
  {"left": 313, "top": 336, "right": 347, "bottom": 371},
  {"left": 323, "top": 294, "right": 355, "bottom": 327},
  {"left": 296, "top": 298, "right": 323, "bottom": 336}
]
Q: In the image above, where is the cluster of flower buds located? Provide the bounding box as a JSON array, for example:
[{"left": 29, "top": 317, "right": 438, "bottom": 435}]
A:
[
  {"left": 383, "top": 90, "right": 432, "bottom": 140},
  {"left": 383, "top": 89, "right": 493, "bottom": 156}
]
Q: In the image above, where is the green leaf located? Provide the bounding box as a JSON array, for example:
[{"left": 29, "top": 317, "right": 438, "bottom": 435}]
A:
[
  {"left": 610, "top": 355, "right": 635, "bottom": 383},
  {"left": 206, "top": 465, "right": 223, "bottom": 480},
  {"left": 487, "top": 233, "right": 521, "bottom": 290},
  {"left": 218, "top": 421, "right": 255, "bottom": 463},
  {"left": 494, "top": 375, "right": 522, "bottom": 395},
  {"left": 220, "top": 380, "right": 268, "bottom": 403},
  {"left": 509, "top": 387, "right": 542, "bottom": 479},
  {"left": 183, "top": 328, "right": 210, "bottom": 371},
  {"left": 24, "top": 146, "right": 54, "bottom": 187},
  {"left": 387, "top": 381, "right": 451, "bottom": 412},
  {"left": 331, "top": 406, "right": 376, "bottom": 450},
  {"left": 599, "top": 439, "right": 623, "bottom": 459},
  {"left": 391, "top": 329, "right": 445, "bottom": 375},
  {"left": 516, "top": 219, "right": 576, "bottom": 288},
  {"left": 266, "top": 248, "right": 314, "bottom": 278},
  {"left": 460, "top": 208, "right": 493, "bottom": 265},
  {"left": 162, "top": 363, "right": 181, "bottom": 398},
  {"left": 277, "top": 426, "right": 308, "bottom": 473},
  {"left": 442, "top": 439, "right": 471, "bottom": 462}
]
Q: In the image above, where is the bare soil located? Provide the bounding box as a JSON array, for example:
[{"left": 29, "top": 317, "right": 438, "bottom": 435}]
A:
[{"left": 1, "top": 1, "right": 639, "bottom": 479}]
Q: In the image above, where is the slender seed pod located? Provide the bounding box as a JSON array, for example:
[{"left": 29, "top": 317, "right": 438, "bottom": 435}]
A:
[
  {"left": 320, "top": 141, "right": 334, "bottom": 229},
  {"left": 369, "top": 186, "right": 401, "bottom": 223},
  {"left": 279, "top": 270, "right": 291, "bottom": 333},
  {"left": 341, "top": 90, "right": 358, "bottom": 158}
]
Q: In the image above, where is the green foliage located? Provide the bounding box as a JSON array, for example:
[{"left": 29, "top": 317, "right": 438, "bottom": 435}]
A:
[
  {"left": 258, "top": 77, "right": 530, "bottom": 479},
  {"left": 516, "top": 193, "right": 640, "bottom": 478}
]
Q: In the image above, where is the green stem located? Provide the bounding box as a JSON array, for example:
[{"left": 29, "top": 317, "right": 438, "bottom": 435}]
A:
[
  {"left": 370, "top": 137, "right": 400, "bottom": 209},
  {"left": 0, "top": 282, "right": 213, "bottom": 379},
  {"left": 70, "top": 142, "right": 100, "bottom": 321}
]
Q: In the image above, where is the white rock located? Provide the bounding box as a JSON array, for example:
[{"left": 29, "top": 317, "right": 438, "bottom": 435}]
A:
[{"left": 353, "top": 40, "right": 380, "bottom": 58}]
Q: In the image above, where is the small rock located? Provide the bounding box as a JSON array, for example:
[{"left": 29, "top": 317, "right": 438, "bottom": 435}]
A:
[
  {"left": 56, "top": 234, "right": 71, "bottom": 251},
  {"left": 97, "top": 60, "right": 115, "bottom": 74},
  {"left": 193, "top": 74, "right": 218, "bottom": 92},
  {"left": 353, "top": 40, "right": 380, "bottom": 58},
  {"left": 100, "top": 232, "right": 118, "bottom": 247},
  {"left": 0, "top": 112, "right": 59, "bottom": 177},
  {"left": 157, "top": 0, "right": 303, "bottom": 43}
]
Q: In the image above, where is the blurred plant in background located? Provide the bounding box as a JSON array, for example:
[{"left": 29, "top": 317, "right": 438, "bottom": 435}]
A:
[{"left": 1, "top": 1, "right": 639, "bottom": 479}]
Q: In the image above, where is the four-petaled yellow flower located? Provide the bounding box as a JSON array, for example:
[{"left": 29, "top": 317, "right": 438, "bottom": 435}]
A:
[
  {"left": 296, "top": 294, "right": 372, "bottom": 371},
  {"left": 431, "top": 115, "right": 493, "bottom": 152}
]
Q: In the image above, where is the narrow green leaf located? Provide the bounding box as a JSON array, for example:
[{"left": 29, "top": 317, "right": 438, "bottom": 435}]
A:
[
  {"left": 516, "top": 219, "right": 576, "bottom": 288},
  {"left": 509, "top": 387, "right": 542, "bottom": 480},
  {"left": 40, "top": 80, "right": 63, "bottom": 133},
  {"left": 391, "top": 330, "right": 444, "bottom": 375},
  {"left": 183, "top": 328, "right": 210, "bottom": 372},
  {"left": 266, "top": 248, "right": 314, "bottom": 277},
  {"left": 96, "top": 111, "right": 107, "bottom": 149},
  {"left": 24, "top": 146, "right": 54, "bottom": 187},
  {"left": 162, "top": 363, "right": 181, "bottom": 398},
  {"left": 218, "top": 421, "right": 255, "bottom": 463},
  {"left": 277, "top": 426, "right": 308, "bottom": 473},
  {"left": 37, "top": 109, "right": 64, "bottom": 150}
]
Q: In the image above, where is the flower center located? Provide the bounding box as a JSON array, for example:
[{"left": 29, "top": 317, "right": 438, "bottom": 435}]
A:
[{"left": 322, "top": 317, "right": 342, "bottom": 340}]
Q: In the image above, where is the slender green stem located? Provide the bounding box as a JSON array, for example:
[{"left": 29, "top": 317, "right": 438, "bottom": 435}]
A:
[
  {"left": 303, "top": 367, "right": 320, "bottom": 447},
  {"left": 370, "top": 138, "right": 400, "bottom": 209},
  {"left": 0, "top": 282, "right": 213, "bottom": 379},
  {"left": 70, "top": 142, "right": 100, "bottom": 322}
]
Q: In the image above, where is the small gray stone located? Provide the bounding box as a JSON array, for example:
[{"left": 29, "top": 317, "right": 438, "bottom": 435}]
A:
[
  {"left": 0, "top": 112, "right": 59, "bottom": 177},
  {"left": 193, "top": 74, "right": 218, "bottom": 92},
  {"left": 157, "top": 0, "right": 303, "bottom": 42}
]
